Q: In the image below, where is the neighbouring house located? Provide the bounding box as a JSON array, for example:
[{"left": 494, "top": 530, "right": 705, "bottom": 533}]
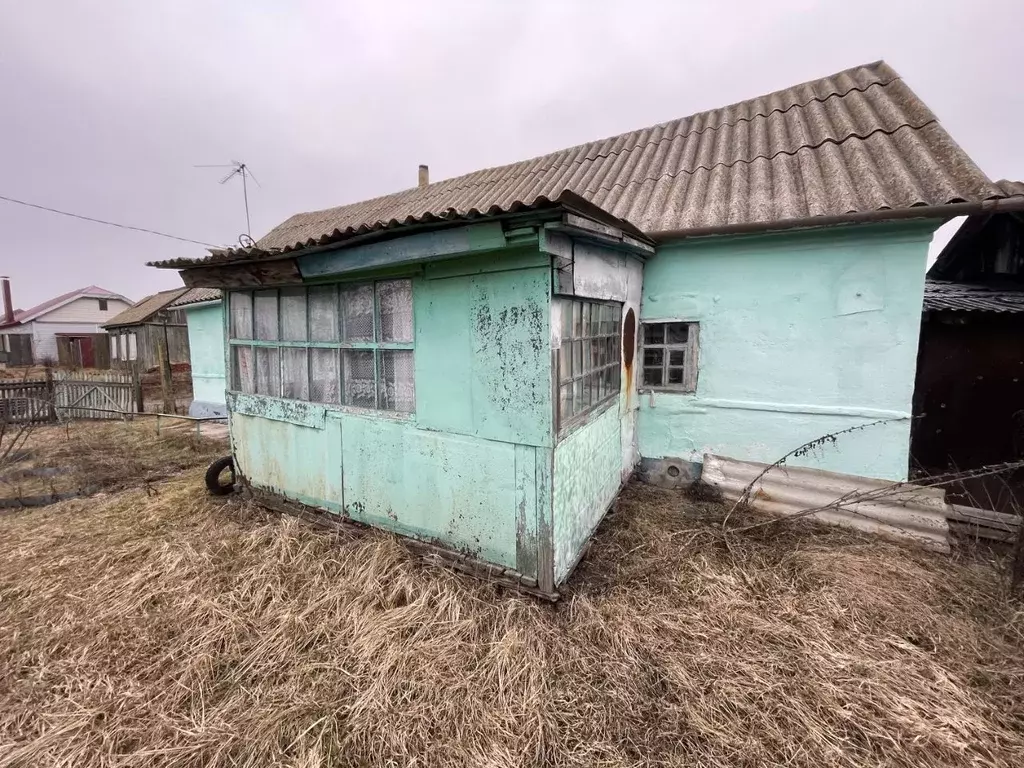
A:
[
  {"left": 911, "top": 179, "right": 1024, "bottom": 513},
  {"left": 104, "top": 287, "right": 193, "bottom": 370},
  {"left": 150, "top": 61, "right": 1023, "bottom": 593},
  {"left": 168, "top": 287, "right": 226, "bottom": 418},
  {"left": 0, "top": 278, "right": 132, "bottom": 368}
]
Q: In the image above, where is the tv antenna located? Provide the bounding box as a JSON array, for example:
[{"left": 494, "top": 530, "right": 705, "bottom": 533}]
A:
[{"left": 195, "top": 160, "right": 260, "bottom": 238}]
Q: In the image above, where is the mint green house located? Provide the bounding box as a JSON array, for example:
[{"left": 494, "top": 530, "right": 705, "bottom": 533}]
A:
[{"left": 151, "top": 61, "right": 1013, "bottom": 594}]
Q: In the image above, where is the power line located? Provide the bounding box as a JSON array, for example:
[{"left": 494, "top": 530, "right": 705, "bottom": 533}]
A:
[{"left": 0, "top": 193, "right": 219, "bottom": 247}]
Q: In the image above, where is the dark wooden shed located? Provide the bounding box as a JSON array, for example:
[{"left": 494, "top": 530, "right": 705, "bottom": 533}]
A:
[
  {"left": 104, "top": 288, "right": 192, "bottom": 371},
  {"left": 911, "top": 180, "right": 1024, "bottom": 512}
]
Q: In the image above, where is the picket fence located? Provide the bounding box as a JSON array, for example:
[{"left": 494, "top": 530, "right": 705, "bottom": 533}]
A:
[{"left": 0, "top": 370, "right": 137, "bottom": 423}]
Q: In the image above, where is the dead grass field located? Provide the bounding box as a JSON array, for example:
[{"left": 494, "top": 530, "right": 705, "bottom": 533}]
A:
[
  {"left": 0, "top": 420, "right": 224, "bottom": 501},
  {"left": 0, "top": 425, "right": 1023, "bottom": 767}
]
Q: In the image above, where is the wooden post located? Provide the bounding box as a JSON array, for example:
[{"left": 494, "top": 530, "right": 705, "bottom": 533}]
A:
[
  {"left": 156, "top": 336, "right": 175, "bottom": 414},
  {"left": 132, "top": 363, "right": 143, "bottom": 414}
]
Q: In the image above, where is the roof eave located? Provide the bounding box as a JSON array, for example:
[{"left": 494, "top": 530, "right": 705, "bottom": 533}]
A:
[{"left": 649, "top": 198, "right": 1024, "bottom": 242}]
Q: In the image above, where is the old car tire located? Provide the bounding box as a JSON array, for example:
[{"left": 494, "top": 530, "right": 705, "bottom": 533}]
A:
[{"left": 205, "top": 456, "right": 235, "bottom": 496}]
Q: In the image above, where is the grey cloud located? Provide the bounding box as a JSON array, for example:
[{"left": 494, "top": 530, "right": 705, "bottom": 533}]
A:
[{"left": 1, "top": 0, "right": 1021, "bottom": 307}]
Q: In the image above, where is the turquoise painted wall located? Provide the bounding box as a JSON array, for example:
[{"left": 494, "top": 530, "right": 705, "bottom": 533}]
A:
[
  {"left": 230, "top": 245, "right": 554, "bottom": 581},
  {"left": 185, "top": 301, "right": 227, "bottom": 411},
  {"left": 552, "top": 404, "right": 622, "bottom": 583},
  {"left": 639, "top": 222, "right": 935, "bottom": 481}
]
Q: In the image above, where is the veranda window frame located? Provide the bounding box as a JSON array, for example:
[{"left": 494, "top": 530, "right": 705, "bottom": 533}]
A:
[{"left": 226, "top": 280, "right": 415, "bottom": 414}]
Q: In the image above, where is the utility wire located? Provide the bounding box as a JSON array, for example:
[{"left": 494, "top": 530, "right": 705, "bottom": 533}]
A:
[{"left": 0, "top": 193, "right": 218, "bottom": 247}]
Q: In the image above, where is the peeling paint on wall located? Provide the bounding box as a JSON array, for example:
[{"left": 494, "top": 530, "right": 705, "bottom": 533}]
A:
[{"left": 552, "top": 404, "right": 622, "bottom": 584}]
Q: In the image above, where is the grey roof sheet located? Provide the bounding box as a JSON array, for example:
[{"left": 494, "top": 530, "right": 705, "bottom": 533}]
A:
[
  {"left": 154, "top": 60, "right": 1006, "bottom": 269},
  {"left": 169, "top": 287, "right": 222, "bottom": 307},
  {"left": 103, "top": 287, "right": 188, "bottom": 327},
  {"left": 924, "top": 280, "right": 1024, "bottom": 313},
  {"left": 995, "top": 179, "right": 1024, "bottom": 198}
]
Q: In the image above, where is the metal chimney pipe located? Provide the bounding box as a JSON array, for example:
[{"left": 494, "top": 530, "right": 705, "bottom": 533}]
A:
[
  {"left": 0, "top": 276, "right": 13, "bottom": 325},
  {"left": 418, "top": 164, "right": 429, "bottom": 188}
]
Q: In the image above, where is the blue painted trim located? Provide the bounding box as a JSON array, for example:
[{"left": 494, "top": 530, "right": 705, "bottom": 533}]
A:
[
  {"left": 298, "top": 222, "right": 507, "bottom": 278},
  {"left": 227, "top": 391, "right": 327, "bottom": 429}
]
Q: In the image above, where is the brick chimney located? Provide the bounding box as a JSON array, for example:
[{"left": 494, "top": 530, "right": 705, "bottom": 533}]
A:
[
  {"left": 418, "top": 164, "right": 429, "bottom": 188},
  {"left": 0, "top": 276, "right": 13, "bottom": 325}
]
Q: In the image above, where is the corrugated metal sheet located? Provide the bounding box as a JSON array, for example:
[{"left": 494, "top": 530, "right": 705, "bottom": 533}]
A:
[
  {"left": 169, "top": 287, "right": 222, "bottom": 307},
  {"left": 923, "top": 280, "right": 1024, "bottom": 313},
  {"left": 154, "top": 60, "right": 1006, "bottom": 269},
  {"left": 701, "top": 454, "right": 950, "bottom": 551},
  {"left": 103, "top": 287, "right": 187, "bottom": 327}
]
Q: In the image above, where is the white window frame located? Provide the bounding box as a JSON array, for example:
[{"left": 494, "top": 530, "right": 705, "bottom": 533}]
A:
[
  {"left": 556, "top": 298, "right": 622, "bottom": 432},
  {"left": 639, "top": 321, "right": 699, "bottom": 393}
]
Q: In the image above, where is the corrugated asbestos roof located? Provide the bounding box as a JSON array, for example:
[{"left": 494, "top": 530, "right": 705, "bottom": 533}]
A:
[
  {"left": 169, "top": 287, "right": 222, "bottom": 308},
  {"left": 995, "top": 179, "right": 1024, "bottom": 198},
  {"left": 152, "top": 60, "right": 1006, "bottom": 269},
  {"left": 924, "top": 280, "right": 1024, "bottom": 313},
  {"left": 104, "top": 287, "right": 188, "bottom": 327}
]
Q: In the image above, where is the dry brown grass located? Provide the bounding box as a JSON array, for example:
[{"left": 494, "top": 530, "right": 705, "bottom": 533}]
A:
[
  {"left": 0, "top": 420, "right": 225, "bottom": 500},
  {"left": 1, "top": 473, "right": 1023, "bottom": 766}
]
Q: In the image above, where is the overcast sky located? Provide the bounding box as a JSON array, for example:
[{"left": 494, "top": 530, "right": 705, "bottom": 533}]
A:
[{"left": 1, "top": 0, "right": 1022, "bottom": 308}]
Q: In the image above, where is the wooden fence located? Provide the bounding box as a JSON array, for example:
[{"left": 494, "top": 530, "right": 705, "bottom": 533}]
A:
[
  {"left": 0, "top": 370, "right": 137, "bottom": 424},
  {"left": 0, "top": 379, "right": 56, "bottom": 424}
]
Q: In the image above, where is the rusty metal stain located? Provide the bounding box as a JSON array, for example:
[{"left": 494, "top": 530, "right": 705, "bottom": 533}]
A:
[{"left": 623, "top": 307, "right": 636, "bottom": 408}]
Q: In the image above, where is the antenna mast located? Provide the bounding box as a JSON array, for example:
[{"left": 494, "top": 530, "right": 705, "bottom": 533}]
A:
[{"left": 194, "top": 160, "right": 261, "bottom": 238}]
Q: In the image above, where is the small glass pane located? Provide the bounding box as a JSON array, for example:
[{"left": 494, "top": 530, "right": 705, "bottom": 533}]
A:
[
  {"left": 341, "top": 283, "right": 375, "bottom": 342},
  {"left": 280, "top": 287, "right": 307, "bottom": 341},
  {"left": 613, "top": 304, "right": 622, "bottom": 327},
  {"left": 310, "top": 348, "right": 340, "bottom": 404},
  {"left": 596, "top": 368, "right": 606, "bottom": 401},
  {"left": 643, "top": 367, "right": 664, "bottom": 386},
  {"left": 590, "top": 338, "right": 601, "bottom": 370},
  {"left": 611, "top": 336, "right": 621, "bottom": 364},
  {"left": 572, "top": 341, "right": 583, "bottom": 376},
  {"left": 581, "top": 339, "right": 592, "bottom": 374},
  {"left": 559, "top": 383, "right": 572, "bottom": 422},
  {"left": 668, "top": 367, "right": 685, "bottom": 385},
  {"left": 581, "top": 304, "right": 591, "bottom": 338},
  {"left": 230, "top": 292, "right": 253, "bottom": 339},
  {"left": 589, "top": 305, "right": 602, "bottom": 336},
  {"left": 378, "top": 280, "right": 413, "bottom": 343},
  {"left": 643, "top": 323, "right": 664, "bottom": 345},
  {"left": 669, "top": 350, "right": 685, "bottom": 366},
  {"left": 643, "top": 348, "right": 664, "bottom": 367},
  {"left": 282, "top": 347, "right": 309, "bottom": 400},
  {"left": 581, "top": 373, "right": 593, "bottom": 408},
  {"left": 309, "top": 285, "right": 339, "bottom": 342},
  {"left": 573, "top": 378, "right": 584, "bottom": 415},
  {"left": 572, "top": 301, "right": 583, "bottom": 337},
  {"left": 232, "top": 345, "right": 254, "bottom": 393},
  {"left": 254, "top": 290, "right": 278, "bottom": 341},
  {"left": 667, "top": 323, "right": 689, "bottom": 344},
  {"left": 559, "top": 347, "right": 571, "bottom": 383},
  {"left": 342, "top": 350, "right": 376, "bottom": 408},
  {"left": 379, "top": 350, "right": 415, "bottom": 412},
  {"left": 255, "top": 347, "right": 280, "bottom": 396},
  {"left": 560, "top": 299, "right": 573, "bottom": 340},
  {"left": 605, "top": 364, "right": 618, "bottom": 394}
]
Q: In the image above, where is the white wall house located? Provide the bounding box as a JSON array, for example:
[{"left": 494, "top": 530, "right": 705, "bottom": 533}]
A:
[{"left": 0, "top": 282, "right": 132, "bottom": 366}]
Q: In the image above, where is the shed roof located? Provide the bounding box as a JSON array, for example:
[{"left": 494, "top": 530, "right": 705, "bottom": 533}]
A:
[
  {"left": 168, "top": 287, "right": 222, "bottom": 308},
  {"left": 153, "top": 60, "right": 1007, "bottom": 270},
  {"left": 103, "top": 287, "right": 188, "bottom": 328},
  {"left": 923, "top": 280, "right": 1024, "bottom": 314}
]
